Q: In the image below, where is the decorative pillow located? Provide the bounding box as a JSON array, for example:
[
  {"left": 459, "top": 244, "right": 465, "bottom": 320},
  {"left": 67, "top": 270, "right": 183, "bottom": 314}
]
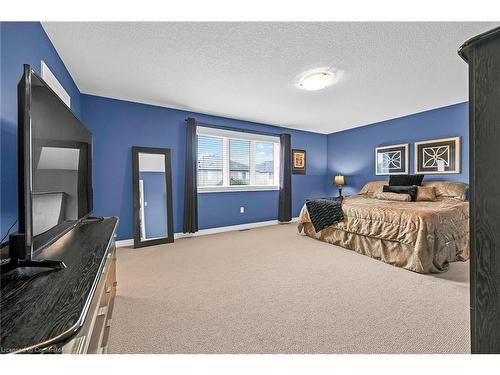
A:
[
  {"left": 416, "top": 186, "right": 436, "bottom": 202},
  {"left": 359, "top": 181, "right": 387, "bottom": 196},
  {"left": 422, "top": 181, "right": 469, "bottom": 201},
  {"left": 389, "top": 174, "right": 424, "bottom": 186},
  {"left": 383, "top": 185, "right": 418, "bottom": 201},
  {"left": 374, "top": 191, "right": 411, "bottom": 202}
]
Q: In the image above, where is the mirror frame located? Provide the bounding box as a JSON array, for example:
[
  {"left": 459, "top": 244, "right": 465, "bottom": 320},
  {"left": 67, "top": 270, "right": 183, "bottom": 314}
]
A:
[{"left": 132, "top": 146, "right": 174, "bottom": 248}]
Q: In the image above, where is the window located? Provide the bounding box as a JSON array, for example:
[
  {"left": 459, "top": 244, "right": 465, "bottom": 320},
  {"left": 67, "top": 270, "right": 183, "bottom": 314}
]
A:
[
  {"left": 197, "top": 135, "right": 223, "bottom": 187},
  {"left": 197, "top": 126, "right": 280, "bottom": 192}
]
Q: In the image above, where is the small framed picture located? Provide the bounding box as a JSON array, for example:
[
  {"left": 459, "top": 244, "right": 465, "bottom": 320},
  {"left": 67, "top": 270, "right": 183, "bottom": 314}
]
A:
[
  {"left": 375, "top": 143, "right": 409, "bottom": 175},
  {"left": 414, "top": 136, "right": 460, "bottom": 174},
  {"left": 292, "top": 149, "right": 306, "bottom": 174}
]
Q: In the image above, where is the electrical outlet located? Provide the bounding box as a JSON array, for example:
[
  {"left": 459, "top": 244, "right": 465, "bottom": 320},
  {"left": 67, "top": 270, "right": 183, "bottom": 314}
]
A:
[{"left": 240, "top": 206, "right": 245, "bottom": 214}]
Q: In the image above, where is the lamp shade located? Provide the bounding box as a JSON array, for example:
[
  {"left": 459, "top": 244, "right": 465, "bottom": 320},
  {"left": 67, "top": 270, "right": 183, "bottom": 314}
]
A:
[{"left": 334, "top": 175, "right": 345, "bottom": 186}]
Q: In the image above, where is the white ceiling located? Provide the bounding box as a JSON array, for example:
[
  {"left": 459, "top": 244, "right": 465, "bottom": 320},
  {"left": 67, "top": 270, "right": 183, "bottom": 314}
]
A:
[{"left": 42, "top": 22, "right": 497, "bottom": 134}]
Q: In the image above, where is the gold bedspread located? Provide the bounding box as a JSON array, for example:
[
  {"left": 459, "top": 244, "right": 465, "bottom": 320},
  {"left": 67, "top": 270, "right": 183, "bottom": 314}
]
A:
[{"left": 298, "top": 195, "right": 469, "bottom": 273}]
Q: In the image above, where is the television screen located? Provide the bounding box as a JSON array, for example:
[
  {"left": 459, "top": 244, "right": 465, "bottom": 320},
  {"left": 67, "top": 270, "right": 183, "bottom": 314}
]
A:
[{"left": 24, "top": 69, "right": 92, "bottom": 254}]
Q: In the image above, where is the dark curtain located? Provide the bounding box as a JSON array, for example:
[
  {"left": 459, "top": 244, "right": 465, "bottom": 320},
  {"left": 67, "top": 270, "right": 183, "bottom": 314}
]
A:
[
  {"left": 183, "top": 117, "right": 198, "bottom": 233},
  {"left": 279, "top": 133, "right": 292, "bottom": 222}
]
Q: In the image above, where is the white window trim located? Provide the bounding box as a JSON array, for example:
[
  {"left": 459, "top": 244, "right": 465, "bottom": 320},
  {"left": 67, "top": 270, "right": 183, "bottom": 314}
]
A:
[
  {"left": 198, "top": 185, "right": 280, "bottom": 193},
  {"left": 222, "top": 137, "right": 230, "bottom": 186},
  {"left": 197, "top": 126, "right": 280, "bottom": 193}
]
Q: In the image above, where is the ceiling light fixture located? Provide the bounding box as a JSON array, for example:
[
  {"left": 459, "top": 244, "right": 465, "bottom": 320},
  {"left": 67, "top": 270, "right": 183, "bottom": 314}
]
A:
[{"left": 297, "top": 70, "right": 335, "bottom": 91}]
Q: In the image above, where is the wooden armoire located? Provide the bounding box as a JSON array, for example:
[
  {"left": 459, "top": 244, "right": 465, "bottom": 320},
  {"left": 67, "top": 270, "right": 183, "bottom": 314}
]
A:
[{"left": 459, "top": 26, "right": 500, "bottom": 354}]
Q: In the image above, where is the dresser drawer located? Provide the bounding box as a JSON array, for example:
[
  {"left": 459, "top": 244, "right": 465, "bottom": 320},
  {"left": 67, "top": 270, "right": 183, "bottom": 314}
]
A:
[{"left": 61, "top": 246, "right": 117, "bottom": 354}]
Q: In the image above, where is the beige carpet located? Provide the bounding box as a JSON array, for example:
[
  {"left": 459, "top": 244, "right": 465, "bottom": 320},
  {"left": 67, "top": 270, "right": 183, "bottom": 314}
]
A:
[{"left": 108, "top": 223, "right": 470, "bottom": 354}]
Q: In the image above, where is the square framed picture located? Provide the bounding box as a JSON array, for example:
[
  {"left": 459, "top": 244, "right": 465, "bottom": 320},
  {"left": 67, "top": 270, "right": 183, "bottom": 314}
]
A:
[
  {"left": 375, "top": 143, "right": 409, "bottom": 175},
  {"left": 414, "top": 136, "right": 460, "bottom": 174},
  {"left": 292, "top": 149, "right": 306, "bottom": 174}
]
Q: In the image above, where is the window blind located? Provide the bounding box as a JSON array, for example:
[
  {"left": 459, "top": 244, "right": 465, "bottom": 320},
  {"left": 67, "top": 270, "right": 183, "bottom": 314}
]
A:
[{"left": 196, "top": 126, "right": 280, "bottom": 191}]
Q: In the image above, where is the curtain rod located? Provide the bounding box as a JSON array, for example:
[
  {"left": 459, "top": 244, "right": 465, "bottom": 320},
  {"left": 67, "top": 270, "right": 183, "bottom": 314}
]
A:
[{"left": 185, "top": 118, "right": 283, "bottom": 138}]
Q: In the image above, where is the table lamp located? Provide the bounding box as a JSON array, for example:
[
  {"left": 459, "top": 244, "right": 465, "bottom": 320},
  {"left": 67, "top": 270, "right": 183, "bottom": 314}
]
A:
[{"left": 334, "top": 175, "right": 345, "bottom": 197}]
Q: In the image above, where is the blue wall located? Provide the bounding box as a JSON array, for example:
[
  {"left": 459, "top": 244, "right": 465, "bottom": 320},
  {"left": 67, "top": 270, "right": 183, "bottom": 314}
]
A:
[
  {"left": 1, "top": 22, "right": 82, "bottom": 239},
  {"left": 327, "top": 102, "right": 469, "bottom": 196},
  {"left": 82, "top": 94, "right": 328, "bottom": 240}
]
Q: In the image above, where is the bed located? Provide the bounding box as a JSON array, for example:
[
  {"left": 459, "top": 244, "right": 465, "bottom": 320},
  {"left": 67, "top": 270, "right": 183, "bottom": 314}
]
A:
[{"left": 297, "top": 181, "right": 470, "bottom": 273}]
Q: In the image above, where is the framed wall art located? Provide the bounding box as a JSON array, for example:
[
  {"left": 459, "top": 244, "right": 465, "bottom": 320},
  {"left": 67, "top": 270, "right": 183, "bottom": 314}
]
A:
[
  {"left": 292, "top": 149, "right": 306, "bottom": 174},
  {"left": 375, "top": 143, "right": 409, "bottom": 175},
  {"left": 414, "top": 137, "right": 460, "bottom": 174}
]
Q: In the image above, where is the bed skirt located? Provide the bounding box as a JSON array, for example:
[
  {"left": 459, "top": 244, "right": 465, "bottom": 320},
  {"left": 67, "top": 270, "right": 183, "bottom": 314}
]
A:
[{"left": 298, "top": 221, "right": 469, "bottom": 273}]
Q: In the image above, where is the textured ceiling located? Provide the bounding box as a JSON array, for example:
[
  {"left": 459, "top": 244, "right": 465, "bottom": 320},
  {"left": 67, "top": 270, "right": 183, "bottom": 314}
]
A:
[{"left": 42, "top": 22, "right": 497, "bottom": 134}]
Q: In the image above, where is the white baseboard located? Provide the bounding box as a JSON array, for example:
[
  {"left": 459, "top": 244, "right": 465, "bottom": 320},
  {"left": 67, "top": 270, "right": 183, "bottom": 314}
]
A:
[{"left": 115, "top": 217, "right": 298, "bottom": 248}]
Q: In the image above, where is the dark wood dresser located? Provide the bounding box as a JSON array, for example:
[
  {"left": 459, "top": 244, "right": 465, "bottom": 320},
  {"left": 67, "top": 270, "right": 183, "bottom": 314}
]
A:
[
  {"left": 0, "top": 217, "right": 118, "bottom": 354},
  {"left": 459, "top": 26, "right": 500, "bottom": 354}
]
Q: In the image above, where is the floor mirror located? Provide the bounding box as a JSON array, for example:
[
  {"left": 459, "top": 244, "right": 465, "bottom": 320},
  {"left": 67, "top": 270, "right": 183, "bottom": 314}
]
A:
[{"left": 132, "top": 147, "right": 174, "bottom": 248}]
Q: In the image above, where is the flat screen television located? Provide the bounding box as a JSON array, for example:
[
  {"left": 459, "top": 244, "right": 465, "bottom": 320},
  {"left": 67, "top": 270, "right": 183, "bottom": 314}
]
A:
[{"left": 8, "top": 64, "right": 93, "bottom": 268}]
